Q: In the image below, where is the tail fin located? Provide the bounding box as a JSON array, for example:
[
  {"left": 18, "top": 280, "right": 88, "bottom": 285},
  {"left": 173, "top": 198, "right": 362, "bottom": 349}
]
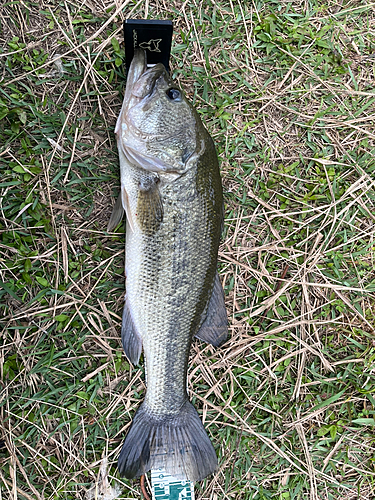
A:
[{"left": 118, "top": 399, "right": 217, "bottom": 482}]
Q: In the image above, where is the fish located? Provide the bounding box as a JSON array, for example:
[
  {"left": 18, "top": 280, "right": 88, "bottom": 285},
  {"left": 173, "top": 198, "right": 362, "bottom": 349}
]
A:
[{"left": 112, "top": 49, "right": 228, "bottom": 482}]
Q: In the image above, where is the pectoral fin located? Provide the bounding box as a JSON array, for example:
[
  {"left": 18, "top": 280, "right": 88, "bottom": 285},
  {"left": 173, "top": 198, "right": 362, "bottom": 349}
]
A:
[
  {"left": 107, "top": 194, "right": 125, "bottom": 232},
  {"left": 136, "top": 177, "right": 163, "bottom": 236},
  {"left": 195, "top": 273, "right": 228, "bottom": 347},
  {"left": 122, "top": 299, "right": 142, "bottom": 365}
]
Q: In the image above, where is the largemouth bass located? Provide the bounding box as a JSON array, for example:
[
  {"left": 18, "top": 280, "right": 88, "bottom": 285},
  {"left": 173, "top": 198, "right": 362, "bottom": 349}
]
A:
[{"left": 113, "top": 49, "right": 227, "bottom": 482}]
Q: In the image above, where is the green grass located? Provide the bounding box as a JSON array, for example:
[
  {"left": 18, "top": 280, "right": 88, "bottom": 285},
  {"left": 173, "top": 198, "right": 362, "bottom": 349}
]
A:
[{"left": 1, "top": 1, "right": 375, "bottom": 499}]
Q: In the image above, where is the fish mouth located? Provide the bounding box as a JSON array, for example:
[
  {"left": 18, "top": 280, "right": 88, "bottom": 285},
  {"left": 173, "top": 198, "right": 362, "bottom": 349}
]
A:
[
  {"left": 125, "top": 62, "right": 168, "bottom": 134},
  {"left": 116, "top": 49, "right": 170, "bottom": 131},
  {"left": 131, "top": 63, "right": 168, "bottom": 99},
  {"left": 128, "top": 48, "right": 171, "bottom": 100}
]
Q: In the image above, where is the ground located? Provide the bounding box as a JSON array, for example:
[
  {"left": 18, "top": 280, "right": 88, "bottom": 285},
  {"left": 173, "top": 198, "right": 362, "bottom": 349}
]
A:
[{"left": 1, "top": 1, "right": 375, "bottom": 499}]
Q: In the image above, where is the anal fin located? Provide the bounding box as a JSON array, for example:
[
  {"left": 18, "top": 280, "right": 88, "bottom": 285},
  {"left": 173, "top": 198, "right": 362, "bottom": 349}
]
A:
[
  {"left": 122, "top": 299, "right": 142, "bottom": 365},
  {"left": 195, "top": 272, "right": 228, "bottom": 347}
]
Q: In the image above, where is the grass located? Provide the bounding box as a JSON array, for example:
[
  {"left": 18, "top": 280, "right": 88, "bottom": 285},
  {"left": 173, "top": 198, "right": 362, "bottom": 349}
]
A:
[{"left": 1, "top": 0, "right": 375, "bottom": 499}]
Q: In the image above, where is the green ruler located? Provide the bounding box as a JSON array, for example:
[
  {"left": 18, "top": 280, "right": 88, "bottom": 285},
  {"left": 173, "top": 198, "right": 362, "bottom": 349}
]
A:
[{"left": 151, "top": 469, "right": 195, "bottom": 500}]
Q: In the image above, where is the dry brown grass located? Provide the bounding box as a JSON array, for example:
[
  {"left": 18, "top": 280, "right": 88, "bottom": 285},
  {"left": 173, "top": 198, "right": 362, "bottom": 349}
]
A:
[{"left": 1, "top": 1, "right": 375, "bottom": 499}]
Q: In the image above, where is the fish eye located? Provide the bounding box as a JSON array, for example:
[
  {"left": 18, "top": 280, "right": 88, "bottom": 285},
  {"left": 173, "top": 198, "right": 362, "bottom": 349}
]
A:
[{"left": 166, "top": 88, "right": 181, "bottom": 101}]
